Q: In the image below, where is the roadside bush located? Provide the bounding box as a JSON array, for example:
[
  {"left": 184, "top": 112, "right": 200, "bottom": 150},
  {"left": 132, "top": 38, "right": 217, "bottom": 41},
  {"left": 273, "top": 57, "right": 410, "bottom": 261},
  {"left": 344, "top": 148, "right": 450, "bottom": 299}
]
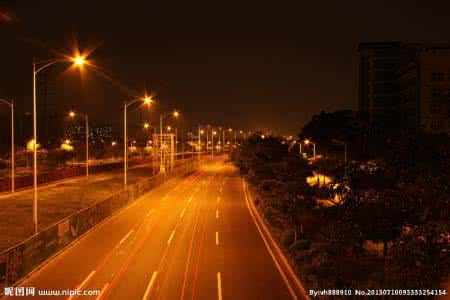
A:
[
  {"left": 290, "top": 239, "right": 311, "bottom": 252},
  {"left": 281, "top": 229, "right": 296, "bottom": 248}
]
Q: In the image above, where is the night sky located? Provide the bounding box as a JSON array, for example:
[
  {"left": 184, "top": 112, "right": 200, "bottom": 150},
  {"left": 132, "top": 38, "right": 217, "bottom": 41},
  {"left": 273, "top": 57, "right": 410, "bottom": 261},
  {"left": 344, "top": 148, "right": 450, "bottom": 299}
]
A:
[{"left": 1, "top": 0, "right": 450, "bottom": 137}]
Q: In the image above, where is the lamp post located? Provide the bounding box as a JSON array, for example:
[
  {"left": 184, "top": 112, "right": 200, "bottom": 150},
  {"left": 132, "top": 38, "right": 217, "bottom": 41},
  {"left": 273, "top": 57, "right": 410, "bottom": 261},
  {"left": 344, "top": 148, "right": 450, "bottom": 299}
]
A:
[
  {"left": 124, "top": 97, "right": 152, "bottom": 187},
  {"left": 332, "top": 139, "right": 347, "bottom": 164},
  {"left": 304, "top": 139, "right": 316, "bottom": 159},
  {"left": 159, "top": 110, "right": 179, "bottom": 173},
  {"left": 222, "top": 129, "right": 225, "bottom": 153},
  {"left": 212, "top": 130, "right": 217, "bottom": 157},
  {"left": 32, "top": 55, "right": 86, "bottom": 234},
  {"left": 69, "top": 111, "right": 89, "bottom": 178},
  {"left": 0, "top": 98, "right": 14, "bottom": 193},
  {"left": 166, "top": 126, "right": 178, "bottom": 160}
]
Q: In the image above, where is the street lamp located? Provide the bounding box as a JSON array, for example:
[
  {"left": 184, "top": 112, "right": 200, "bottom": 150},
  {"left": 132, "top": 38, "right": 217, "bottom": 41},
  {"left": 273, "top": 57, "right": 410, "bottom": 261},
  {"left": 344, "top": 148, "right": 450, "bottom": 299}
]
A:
[
  {"left": 212, "top": 130, "right": 217, "bottom": 156},
  {"left": 198, "top": 128, "right": 204, "bottom": 159},
  {"left": 159, "top": 110, "right": 179, "bottom": 173},
  {"left": 68, "top": 111, "right": 89, "bottom": 178},
  {"left": 32, "top": 54, "right": 86, "bottom": 234},
  {"left": 304, "top": 139, "right": 316, "bottom": 159},
  {"left": 0, "top": 98, "right": 14, "bottom": 193},
  {"left": 124, "top": 96, "right": 152, "bottom": 187}
]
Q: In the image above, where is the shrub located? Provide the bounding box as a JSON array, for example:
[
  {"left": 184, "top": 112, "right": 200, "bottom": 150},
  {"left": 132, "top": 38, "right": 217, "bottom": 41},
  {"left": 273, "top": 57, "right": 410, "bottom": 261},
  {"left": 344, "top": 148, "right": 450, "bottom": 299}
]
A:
[{"left": 281, "top": 229, "right": 296, "bottom": 248}]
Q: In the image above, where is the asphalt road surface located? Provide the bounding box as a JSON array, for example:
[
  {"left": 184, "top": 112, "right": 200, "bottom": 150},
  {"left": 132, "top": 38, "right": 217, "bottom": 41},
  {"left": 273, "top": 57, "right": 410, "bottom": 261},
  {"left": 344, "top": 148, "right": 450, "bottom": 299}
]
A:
[{"left": 5, "top": 159, "right": 305, "bottom": 300}]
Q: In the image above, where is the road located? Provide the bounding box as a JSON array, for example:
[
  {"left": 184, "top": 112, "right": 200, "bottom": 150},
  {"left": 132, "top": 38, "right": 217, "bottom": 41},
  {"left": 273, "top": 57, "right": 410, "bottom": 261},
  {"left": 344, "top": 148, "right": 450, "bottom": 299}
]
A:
[{"left": 4, "top": 159, "right": 305, "bottom": 299}]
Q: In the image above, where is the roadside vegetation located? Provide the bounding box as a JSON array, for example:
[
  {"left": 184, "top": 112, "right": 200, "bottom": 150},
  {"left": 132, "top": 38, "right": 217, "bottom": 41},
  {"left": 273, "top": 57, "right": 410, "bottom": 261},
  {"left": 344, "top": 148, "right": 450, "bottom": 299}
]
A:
[{"left": 231, "top": 129, "right": 449, "bottom": 292}]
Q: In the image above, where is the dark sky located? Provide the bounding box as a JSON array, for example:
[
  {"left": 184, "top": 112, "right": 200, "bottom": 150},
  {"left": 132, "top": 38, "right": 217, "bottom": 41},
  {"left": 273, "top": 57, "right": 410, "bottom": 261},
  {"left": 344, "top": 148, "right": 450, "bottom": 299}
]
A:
[{"left": 1, "top": 0, "right": 450, "bottom": 137}]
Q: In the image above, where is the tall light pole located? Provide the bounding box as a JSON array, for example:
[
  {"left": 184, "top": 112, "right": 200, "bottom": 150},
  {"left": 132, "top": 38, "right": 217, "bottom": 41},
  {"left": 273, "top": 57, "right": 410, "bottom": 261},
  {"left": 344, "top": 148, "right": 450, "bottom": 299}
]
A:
[
  {"left": 124, "top": 97, "right": 152, "bottom": 187},
  {"left": 32, "top": 55, "right": 86, "bottom": 234},
  {"left": 69, "top": 111, "right": 89, "bottom": 178},
  {"left": 304, "top": 139, "right": 316, "bottom": 159},
  {"left": 0, "top": 98, "right": 14, "bottom": 193},
  {"left": 332, "top": 139, "right": 347, "bottom": 164},
  {"left": 159, "top": 110, "right": 179, "bottom": 173},
  {"left": 212, "top": 130, "right": 217, "bottom": 157},
  {"left": 222, "top": 129, "right": 225, "bottom": 153},
  {"left": 166, "top": 126, "right": 178, "bottom": 160},
  {"left": 198, "top": 127, "right": 203, "bottom": 160}
]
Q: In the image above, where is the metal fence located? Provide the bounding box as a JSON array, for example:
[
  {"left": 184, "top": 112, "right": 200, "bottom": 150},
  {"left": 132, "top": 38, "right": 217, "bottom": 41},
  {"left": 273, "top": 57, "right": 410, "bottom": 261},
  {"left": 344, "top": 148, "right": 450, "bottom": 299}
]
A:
[
  {"left": 0, "top": 158, "right": 152, "bottom": 193},
  {"left": 0, "top": 159, "right": 199, "bottom": 291}
]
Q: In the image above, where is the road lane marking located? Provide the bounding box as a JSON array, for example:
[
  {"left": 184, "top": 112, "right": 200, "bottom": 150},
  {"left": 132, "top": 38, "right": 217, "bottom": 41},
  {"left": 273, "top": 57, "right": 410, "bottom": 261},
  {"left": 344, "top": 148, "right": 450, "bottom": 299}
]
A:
[
  {"left": 168, "top": 230, "right": 176, "bottom": 245},
  {"left": 162, "top": 195, "right": 169, "bottom": 201},
  {"left": 243, "top": 180, "right": 307, "bottom": 300},
  {"left": 96, "top": 282, "right": 109, "bottom": 300},
  {"left": 217, "top": 272, "right": 223, "bottom": 300},
  {"left": 118, "top": 229, "right": 134, "bottom": 246},
  {"left": 92, "top": 172, "right": 204, "bottom": 300},
  {"left": 142, "top": 271, "right": 158, "bottom": 300},
  {"left": 219, "top": 187, "right": 223, "bottom": 194},
  {"left": 180, "top": 207, "right": 186, "bottom": 218},
  {"left": 189, "top": 195, "right": 194, "bottom": 203},
  {"left": 216, "top": 209, "right": 219, "bottom": 219},
  {"left": 216, "top": 232, "right": 219, "bottom": 245},
  {"left": 68, "top": 270, "right": 96, "bottom": 300},
  {"left": 217, "top": 196, "right": 220, "bottom": 203},
  {"left": 180, "top": 212, "right": 200, "bottom": 300},
  {"left": 146, "top": 209, "right": 154, "bottom": 217}
]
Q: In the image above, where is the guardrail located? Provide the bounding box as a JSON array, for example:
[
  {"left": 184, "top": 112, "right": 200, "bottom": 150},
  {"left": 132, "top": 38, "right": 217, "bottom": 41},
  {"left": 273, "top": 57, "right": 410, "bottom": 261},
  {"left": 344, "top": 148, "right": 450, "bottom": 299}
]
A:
[
  {"left": 0, "top": 158, "right": 152, "bottom": 193},
  {"left": 0, "top": 159, "right": 200, "bottom": 291}
]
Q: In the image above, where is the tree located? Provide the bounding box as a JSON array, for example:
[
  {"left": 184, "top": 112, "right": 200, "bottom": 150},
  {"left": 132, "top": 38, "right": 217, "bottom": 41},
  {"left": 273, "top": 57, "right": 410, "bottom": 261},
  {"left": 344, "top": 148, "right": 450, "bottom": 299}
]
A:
[{"left": 300, "top": 110, "right": 360, "bottom": 159}]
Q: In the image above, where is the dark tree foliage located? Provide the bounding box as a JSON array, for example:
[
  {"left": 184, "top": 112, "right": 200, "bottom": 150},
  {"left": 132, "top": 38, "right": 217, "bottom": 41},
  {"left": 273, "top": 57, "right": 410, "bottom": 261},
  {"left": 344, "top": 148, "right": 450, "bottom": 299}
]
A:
[{"left": 300, "top": 110, "right": 360, "bottom": 158}]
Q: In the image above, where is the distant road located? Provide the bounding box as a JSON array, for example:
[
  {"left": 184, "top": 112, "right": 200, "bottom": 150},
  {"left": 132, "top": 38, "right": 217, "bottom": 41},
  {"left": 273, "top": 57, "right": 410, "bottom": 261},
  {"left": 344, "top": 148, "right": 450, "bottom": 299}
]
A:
[{"left": 4, "top": 159, "right": 306, "bottom": 299}]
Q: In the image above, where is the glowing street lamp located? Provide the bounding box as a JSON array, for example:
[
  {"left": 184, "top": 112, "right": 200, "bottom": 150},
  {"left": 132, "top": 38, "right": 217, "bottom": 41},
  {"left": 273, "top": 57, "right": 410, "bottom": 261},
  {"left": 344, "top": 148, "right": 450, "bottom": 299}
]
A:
[
  {"left": 124, "top": 96, "right": 153, "bottom": 187},
  {"left": 159, "top": 110, "right": 180, "bottom": 173},
  {"left": 32, "top": 53, "right": 86, "bottom": 234},
  {"left": 304, "top": 139, "right": 316, "bottom": 159},
  {"left": 0, "top": 98, "right": 14, "bottom": 193},
  {"left": 73, "top": 56, "right": 86, "bottom": 66},
  {"left": 212, "top": 130, "right": 217, "bottom": 156}
]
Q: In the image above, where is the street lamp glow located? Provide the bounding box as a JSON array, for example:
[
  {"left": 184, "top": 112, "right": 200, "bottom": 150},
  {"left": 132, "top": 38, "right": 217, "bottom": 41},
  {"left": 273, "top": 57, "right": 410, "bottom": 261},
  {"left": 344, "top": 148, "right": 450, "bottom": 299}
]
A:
[
  {"left": 69, "top": 111, "right": 76, "bottom": 118},
  {"left": 200, "top": 130, "right": 204, "bottom": 134},
  {"left": 111, "top": 141, "right": 117, "bottom": 146},
  {"left": 173, "top": 111, "right": 180, "bottom": 118},
  {"left": 213, "top": 131, "right": 217, "bottom": 135},
  {"left": 143, "top": 96, "right": 152, "bottom": 105},
  {"left": 64, "top": 139, "right": 71, "bottom": 144},
  {"left": 144, "top": 122, "right": 150, "bottom": 129},
  {"left": 167, "top": 126, "right": 172, "bottom": 131},
  {"left": 73, "top": 56, "right": 86, "bottom": 67},
  {"left": 228, "top": 128, "right": 232, "bottom": 132},
  {"left": 304, "top": 139, "right": 310, "bottom": 145}
]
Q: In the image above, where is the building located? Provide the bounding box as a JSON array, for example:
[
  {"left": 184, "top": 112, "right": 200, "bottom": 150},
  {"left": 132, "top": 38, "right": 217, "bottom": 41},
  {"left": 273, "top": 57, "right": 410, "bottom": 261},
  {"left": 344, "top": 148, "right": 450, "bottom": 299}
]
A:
[
  {"left": 66, "top": 125, "right": 113, "bottom": 144},
  {"left": 399, "top": 45, "right": 450, "bottom": 133},
  {"left": 358, "top": 42, "right": 450, "bottom": 134}
]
